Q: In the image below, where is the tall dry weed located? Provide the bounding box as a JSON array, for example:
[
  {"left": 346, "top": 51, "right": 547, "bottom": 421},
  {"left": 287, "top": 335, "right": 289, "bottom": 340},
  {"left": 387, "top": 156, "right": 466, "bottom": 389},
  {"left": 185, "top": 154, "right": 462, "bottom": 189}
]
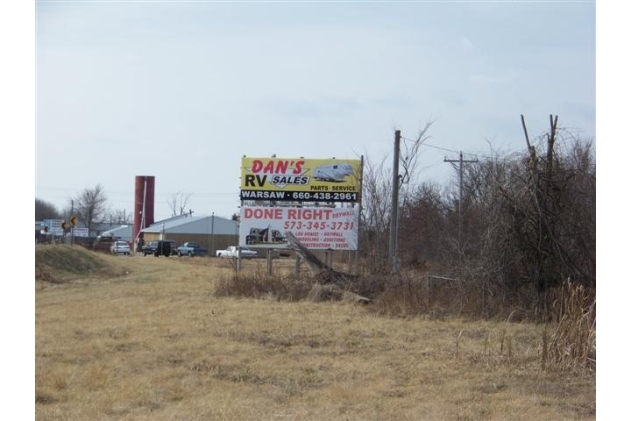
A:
[
  {"left": 214, "top": 269, "right": 314, "bottom": 301},
  {"left": 543, "top": 279, "right": 596, "bottom": 372}
]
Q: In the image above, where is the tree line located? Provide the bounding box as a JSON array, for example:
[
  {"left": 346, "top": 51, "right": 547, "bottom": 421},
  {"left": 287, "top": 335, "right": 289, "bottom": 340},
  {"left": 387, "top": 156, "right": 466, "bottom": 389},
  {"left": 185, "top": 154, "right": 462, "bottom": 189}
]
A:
[
  {"left": 359, "top": 116, "right": 595, "bottom": 317},
  {"left": 36, "top": 184, "right": 129, "bottom": 233},
  {"left": 36, "top": 188, "right": 194, "bottom": 233}
]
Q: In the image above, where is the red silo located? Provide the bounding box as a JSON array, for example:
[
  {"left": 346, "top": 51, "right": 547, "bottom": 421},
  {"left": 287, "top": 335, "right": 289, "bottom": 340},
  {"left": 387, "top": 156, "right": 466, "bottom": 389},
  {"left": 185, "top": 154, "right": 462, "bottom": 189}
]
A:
[{"left": 132, "top": 175, "right": 155, "bottom": 245}]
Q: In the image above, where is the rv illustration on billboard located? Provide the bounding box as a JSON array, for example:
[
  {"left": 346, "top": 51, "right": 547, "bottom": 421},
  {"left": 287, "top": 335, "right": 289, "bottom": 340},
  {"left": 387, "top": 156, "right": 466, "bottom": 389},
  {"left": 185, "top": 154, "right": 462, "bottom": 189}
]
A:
[
  {"left": 246, "top": 227, "right": 287, "bottom": 245},
  {"left": 312, "top": 164, "right": 354, "bottom": 182}
]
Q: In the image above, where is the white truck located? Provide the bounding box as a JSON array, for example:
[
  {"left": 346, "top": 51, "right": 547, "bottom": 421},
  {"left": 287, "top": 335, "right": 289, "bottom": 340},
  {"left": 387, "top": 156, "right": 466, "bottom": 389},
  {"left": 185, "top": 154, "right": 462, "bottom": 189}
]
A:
[{"left": 216, "top": 246, "right": 258, "bottom": 259}]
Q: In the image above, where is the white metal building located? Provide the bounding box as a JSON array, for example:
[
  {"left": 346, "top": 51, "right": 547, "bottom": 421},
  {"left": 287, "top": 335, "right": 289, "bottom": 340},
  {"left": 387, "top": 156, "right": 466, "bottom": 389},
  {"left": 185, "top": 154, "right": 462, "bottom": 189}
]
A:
[{"left": 139, "top": 214, "right": 239, "bottom": 255}]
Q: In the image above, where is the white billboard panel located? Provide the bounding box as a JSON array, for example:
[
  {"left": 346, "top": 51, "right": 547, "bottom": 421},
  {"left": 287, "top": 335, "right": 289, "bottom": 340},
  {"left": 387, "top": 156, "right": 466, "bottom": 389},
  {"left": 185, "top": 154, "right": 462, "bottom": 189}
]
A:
[
  {"left": 43, "top": 219, "right": 64, "bottom": 236},
  {"left": 71, "top": 227, "right": 89, "bottom": 237},
  {"left": 239, "top": 206, "right": 359, "bottom": 251}
]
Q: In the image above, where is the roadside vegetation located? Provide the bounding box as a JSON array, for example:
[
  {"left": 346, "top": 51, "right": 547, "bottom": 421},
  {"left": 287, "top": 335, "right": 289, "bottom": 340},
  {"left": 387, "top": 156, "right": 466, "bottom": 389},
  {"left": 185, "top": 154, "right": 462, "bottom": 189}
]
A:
[{"left": 36, "top": 246, "right": 595, "bottom": 420}]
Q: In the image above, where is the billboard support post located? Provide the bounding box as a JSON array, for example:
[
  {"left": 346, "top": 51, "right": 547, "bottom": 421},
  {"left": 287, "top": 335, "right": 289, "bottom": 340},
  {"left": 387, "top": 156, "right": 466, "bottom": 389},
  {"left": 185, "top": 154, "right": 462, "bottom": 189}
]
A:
[
  {"left": 267, "top": 249, "right": 273, "bottom": 275},
  {"left": 295, "top": 255, "right": 301, "bottom": 281}
]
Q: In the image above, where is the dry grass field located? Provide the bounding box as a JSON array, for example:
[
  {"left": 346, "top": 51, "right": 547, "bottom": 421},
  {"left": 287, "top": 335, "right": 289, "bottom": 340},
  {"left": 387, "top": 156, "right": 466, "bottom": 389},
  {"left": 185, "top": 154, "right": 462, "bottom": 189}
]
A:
[{"left": 35, "top": 245, "right": 595, "bottom": 420}]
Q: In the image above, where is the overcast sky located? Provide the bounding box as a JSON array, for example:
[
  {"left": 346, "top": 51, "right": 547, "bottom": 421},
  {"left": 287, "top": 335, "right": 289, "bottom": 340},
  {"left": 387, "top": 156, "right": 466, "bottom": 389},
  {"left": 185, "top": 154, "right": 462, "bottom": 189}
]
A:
[{"left": 33, "top": 1, "right": 596, "bottom": 221}]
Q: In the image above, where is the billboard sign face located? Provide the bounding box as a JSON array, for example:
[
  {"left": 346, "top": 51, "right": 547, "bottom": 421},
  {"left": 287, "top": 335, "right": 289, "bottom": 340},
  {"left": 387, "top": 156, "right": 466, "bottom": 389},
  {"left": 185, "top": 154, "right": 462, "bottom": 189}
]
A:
[
  {"left": 240, "top": 157, "right": 361, "bottom": 203},
  {"left": 71, "top": 227, "right": 89, "bottom": 237},
  {"left": 239, "top": 206, "right": 359, "bottom": 251},
  {"left": 43, "top": 219, "right": 64, "bottom": 236}
]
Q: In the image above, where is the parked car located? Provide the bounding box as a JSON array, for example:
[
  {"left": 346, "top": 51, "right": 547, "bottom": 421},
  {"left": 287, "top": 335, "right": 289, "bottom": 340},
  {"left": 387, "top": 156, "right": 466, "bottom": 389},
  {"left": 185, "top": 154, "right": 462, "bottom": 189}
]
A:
[
  {"left": 110, "top": 240, "right": 131, "bottom": 255},
  {"left": 141, "top": 240, "right": 172, "bottom": 257},
  {"left": 176, "top": 242, "right": 208, "bottom": 257}
]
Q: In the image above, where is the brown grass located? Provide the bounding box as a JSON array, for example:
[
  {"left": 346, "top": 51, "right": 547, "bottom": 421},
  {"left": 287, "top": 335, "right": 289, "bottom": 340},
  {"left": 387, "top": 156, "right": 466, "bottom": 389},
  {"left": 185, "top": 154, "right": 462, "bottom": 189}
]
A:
[
  {"left": 35, "top": 245, "right": 595, "bottom": 420},
  {"left": 544, "top": 280, "right": 596, "bottom": 372}
]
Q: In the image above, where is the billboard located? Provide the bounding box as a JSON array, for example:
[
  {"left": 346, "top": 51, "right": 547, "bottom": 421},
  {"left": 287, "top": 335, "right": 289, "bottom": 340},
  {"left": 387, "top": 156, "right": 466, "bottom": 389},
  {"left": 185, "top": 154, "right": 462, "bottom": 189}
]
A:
[
  {"left": 43, "top": 219, "right": 64, "bottom": 236},
  {"left": 70, "top": 227, "right": 89, "bottom": 237},
  {"left": 240, "top": 157, "right": 361, "bottom": 203},
  {"left": 239, "top": 205, "right": 359, "bottom": 251}
]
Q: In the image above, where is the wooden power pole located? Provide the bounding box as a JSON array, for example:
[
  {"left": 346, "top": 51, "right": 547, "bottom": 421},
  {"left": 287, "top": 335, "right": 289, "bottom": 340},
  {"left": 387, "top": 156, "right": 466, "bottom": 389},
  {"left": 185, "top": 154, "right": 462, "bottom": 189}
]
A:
[{"left": 389, "top": 130, "right": 401, "bottom": 273}]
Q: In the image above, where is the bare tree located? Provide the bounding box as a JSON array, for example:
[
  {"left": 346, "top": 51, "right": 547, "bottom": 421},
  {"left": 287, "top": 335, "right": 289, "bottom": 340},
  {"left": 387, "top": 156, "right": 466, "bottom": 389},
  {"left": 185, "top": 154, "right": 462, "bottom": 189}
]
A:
[
  {"left": 167, "top": 191, "right": 192, "bottom": 217},
  {"left": 398, "top": 120, "right": 434, "bottom": 202},
  {"left": 398, "top": 182, "right": 449, "bottom": 267},
  {"left": 449, "top": 117, "right": 596, "bottom": 316},
  {"left": 360, "top": 153, "right": 392, "bottom": 265},
  {"left": 72, "top": 184, "right": 108, "bottom": 233},
  {"left": 35, "top": 198, "right": 62, "bottom": 221},
  {"left": 107, "top": 208, "right": 133, "bottom": 224}
]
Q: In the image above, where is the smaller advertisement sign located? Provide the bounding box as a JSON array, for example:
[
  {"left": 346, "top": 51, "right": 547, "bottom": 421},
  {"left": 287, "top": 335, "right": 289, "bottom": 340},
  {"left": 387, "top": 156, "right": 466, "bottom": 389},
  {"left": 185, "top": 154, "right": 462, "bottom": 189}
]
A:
[
  {"left": 43, "top": 219, "right": 65, "bottom": 236},
  {"left": 239, "top": 205, "right": 359, "bottom": 251},
  {"left": 70, "top": 227, "right": 89, "bottom": 238}
]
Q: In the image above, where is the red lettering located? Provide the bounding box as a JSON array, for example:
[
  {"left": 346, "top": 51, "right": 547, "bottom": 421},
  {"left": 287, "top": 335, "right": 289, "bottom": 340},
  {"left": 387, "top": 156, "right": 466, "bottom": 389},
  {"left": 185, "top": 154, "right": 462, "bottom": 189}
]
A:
[
  {"left": 251, "top": 160, "right": 263, "bottom": 174},
  {"left": 276, "top": 161, "right": 288, "bottom": 174},
  {"left": 250, "top": 159, "right": 306, "bottom": 175},
  {"left": 244, "top": 208, "right": 283, "bottom": 219},
  {"left": 286, "top": 208, "right": 332, "bottom": 220}
]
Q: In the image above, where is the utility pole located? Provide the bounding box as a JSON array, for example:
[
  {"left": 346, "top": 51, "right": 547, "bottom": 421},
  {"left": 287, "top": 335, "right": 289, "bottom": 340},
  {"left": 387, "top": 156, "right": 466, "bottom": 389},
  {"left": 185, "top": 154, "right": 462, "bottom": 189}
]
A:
[
  {"left": 210, "top": 213, "right": 215, "bottom": 256},
  {"left": 70, "top": 199, "right": 74, "bottom": 245},
  {"left": 444, "top": 151, "right": 478, "bottom": 246},
  {"left": 389, "top": 130, "right": 401, "bottom": 273}
]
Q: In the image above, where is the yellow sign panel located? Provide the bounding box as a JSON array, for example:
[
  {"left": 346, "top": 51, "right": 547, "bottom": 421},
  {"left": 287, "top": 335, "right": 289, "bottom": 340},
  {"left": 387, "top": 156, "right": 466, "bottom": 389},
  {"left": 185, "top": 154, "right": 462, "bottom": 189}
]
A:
[{"left": 240, "top": 157, "right": 362, "bottom": 203}]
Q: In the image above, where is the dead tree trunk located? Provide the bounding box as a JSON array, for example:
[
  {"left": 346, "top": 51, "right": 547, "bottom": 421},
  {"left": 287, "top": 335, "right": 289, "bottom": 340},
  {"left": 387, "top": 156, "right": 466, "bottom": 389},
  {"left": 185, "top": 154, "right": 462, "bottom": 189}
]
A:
[{"left": 285, "top": 231, "right": 370, "bottom": 303}]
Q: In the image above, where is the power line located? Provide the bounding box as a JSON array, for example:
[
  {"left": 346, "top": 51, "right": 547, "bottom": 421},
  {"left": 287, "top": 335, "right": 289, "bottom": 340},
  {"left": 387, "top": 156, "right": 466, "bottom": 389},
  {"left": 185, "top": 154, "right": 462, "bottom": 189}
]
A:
[
  {"left": 401, "top": 136, "right": 488, "bottom": 162},
  {"left": 401, "top": 136, "right": 460, "bottom": 154},
  {"left": 402, "top": 135, "right": 534, "bottom": 162}
]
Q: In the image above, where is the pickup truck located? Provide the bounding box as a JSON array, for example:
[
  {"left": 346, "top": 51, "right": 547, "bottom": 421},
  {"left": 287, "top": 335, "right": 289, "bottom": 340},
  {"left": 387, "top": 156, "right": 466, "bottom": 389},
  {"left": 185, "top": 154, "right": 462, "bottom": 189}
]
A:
[
  {"left": 176, "top": 242, "right": 208, "bottom": 257},
  {"left": 216, "top": 246, "right": 258, "bottom": 259},
  {"left": 141, "top": 240, "right": 174, "bottom": 257}
]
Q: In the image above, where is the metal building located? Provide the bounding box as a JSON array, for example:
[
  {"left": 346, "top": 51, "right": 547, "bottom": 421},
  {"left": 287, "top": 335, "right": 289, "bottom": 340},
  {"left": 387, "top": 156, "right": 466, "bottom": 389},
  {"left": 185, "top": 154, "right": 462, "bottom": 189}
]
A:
[{"left": 139, "top": 214, "right": 238, "bottom": 256}]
